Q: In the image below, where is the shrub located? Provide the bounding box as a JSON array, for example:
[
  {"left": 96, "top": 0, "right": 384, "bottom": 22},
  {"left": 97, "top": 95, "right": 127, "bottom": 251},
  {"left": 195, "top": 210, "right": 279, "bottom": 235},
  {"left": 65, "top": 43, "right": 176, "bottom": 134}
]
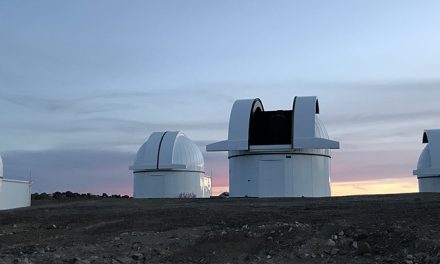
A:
[{"left": 178, "top": 192, "right": 197, "bottom": 198}]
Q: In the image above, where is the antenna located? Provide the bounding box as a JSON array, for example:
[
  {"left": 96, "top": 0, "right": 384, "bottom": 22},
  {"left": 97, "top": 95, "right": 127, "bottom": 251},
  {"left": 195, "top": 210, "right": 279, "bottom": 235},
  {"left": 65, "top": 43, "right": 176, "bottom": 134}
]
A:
[{"left": 29, "top": 169, "right": 32, "bottom": 183}]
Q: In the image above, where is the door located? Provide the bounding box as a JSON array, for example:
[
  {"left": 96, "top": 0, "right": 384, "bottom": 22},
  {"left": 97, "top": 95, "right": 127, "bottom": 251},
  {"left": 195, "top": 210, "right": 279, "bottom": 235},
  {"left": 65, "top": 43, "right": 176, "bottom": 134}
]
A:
[{"left": 258, "top": 160, "right": 284, "bottom": 197}]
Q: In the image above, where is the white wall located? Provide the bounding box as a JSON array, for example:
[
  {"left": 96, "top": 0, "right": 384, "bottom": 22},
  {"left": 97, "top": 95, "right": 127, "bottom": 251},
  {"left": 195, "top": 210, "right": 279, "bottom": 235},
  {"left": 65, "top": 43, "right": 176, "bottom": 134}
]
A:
[
  {"left": 0, "top": 179, "right": 31, "bottom": 210},
  {"left": 133, "top": 171, "right": 211, "bottom": 198},
  {"left": 418, "top": 178, "right": 440, "bottom": 192},
  {"left": 229, "top": 154, "right": 331, "bottom": 198}
]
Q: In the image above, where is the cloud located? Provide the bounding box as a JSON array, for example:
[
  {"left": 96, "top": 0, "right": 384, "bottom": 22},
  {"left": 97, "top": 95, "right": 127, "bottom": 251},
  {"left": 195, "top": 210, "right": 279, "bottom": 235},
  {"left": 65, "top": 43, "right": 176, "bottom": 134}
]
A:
[
  {"left": 0, "top": 79, "right": 437, "bottom": 195},
  {"left": 0, "top": 94, "right": 75, "bottom": 112},
  {"left": 2, "top": 149, "right": 134, "bottom": 195},
  {"left": 331, "top": 149, "right": 419, "bottom": 182},
  {"left": 326, "top": 110, "right": 439, "bottom": 128},
  {"left": 0, "top": 148, "right": 230, "bottom": 195}
]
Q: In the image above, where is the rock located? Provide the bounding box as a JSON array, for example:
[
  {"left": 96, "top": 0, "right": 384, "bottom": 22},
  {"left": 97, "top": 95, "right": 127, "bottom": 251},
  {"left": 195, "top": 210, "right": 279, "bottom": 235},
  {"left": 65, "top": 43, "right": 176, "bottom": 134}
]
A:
[
  {"left": 131, "top": 253, "right": 143, "bottom": 260},
  {"left": 15, "top": 258, "right": 33, "bottom": 264},
  {"left": 151, "top": 248, "right": 161, "bottom": 256},
  {"left": 221, "top": 230, "right": 228, "bottom": 236},
  {"left": 266, "top": 255, "right": 272, "bottom": 259},
  {"left": 326, "top": 239, "right": 336, "bottom": 247},
  {"left": 355, "top": 229, "right": 369, "bottom": 239},
  {"left": 383, "top": 256, "right": 395, "bottom": 263},
  {"left": 245, "top": 231, "right": 254, "bottom": 238},
  {"left": 45, "top": 246, "right": 56, "bottom": 252},
  {"left": 288, "top": 227, "right": 293, "bottom": 233},
  {"left": 331, "top": 235, "right": 338, "bottom": 241},
  {"left": 331, "top": 248, "right": 340, "bottom": 256},
  {"left": 414, "top": 252, "right": 427, "bottom": 262},
  {"left": 114, "top": 257, "right": 131, "bottom": 263},
  {"left": 242, "top": 224, "right": 249, "bottom": 230},
  {"left": 352, "top": 241, "right": 358, "bottom": 249},
  {"left": 71, "top": 258, "right": 91, "bottom": 264},
  {"left": 338, "top": 231, "right": 345, "bottom": 236},
  {"left": 425, "top": 256, "right": 439, "bottom": 263},
  {"left": 357, "top": 242, "right": 372, "bottom": 254},
  {"left": 339, "top": 238, "right": 354, "bottom": 250},
  {"left": 47, "top": 224, "right": 57, "bottom": 230},
  {"left": 131, "top": 242, "right": 142, "bottom": 250}
]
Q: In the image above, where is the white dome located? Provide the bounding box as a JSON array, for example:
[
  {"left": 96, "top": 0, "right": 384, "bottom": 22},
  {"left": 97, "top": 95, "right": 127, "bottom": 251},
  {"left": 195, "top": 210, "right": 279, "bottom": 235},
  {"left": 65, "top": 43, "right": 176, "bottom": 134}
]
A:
[
  {"left": 414, "top": 129, "right": 440, "bottom": 178},
  {"left": 315, "top": 117, "right": 329, "bottom": 139},
  {"left": 417, "top": 145, "right": 431, "bottom": 170},
  {"left": 313, "top": 117, "right": 331, "bottom": 156},
  {"left": 207, "top": 96, "right": 339, "bottom": 152},
  {"left": 130, "top": 131, "right": 204, "bottom": 172},
  {"left": 172, "top": 134, "right": 204, "bottom": 171}
]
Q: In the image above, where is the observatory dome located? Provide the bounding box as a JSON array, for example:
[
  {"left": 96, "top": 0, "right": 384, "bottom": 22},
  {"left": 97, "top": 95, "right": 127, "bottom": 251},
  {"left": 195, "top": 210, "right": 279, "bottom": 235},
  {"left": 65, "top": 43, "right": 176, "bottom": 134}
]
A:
[
  {"left": 413, "top": 129, "right": 440, "bottom": 192},
  {"left": 131, "top": 131, "right": 204, "bottom": 173},
  {"left": 130, "top": 131, "right": 211, "bottom": 198},
  {"left": 207, "top": 96, "right": 339, "bottom": 198}
]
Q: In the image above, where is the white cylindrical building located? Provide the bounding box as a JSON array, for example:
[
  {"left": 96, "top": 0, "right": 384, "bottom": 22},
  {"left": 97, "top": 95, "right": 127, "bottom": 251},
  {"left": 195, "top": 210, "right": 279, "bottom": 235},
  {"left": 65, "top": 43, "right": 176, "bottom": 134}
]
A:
[
  {"left": 413, "top": 129, "right": 440, "bottom": 192},
  {"left": 130, "top": 131, "right": 211, "bottom": 198},
  {"left": 207, "top": 96, "right": 340, "bottom": 198},
  {"left": 0, "top": 155, "right": 32, "bottom": 210}
]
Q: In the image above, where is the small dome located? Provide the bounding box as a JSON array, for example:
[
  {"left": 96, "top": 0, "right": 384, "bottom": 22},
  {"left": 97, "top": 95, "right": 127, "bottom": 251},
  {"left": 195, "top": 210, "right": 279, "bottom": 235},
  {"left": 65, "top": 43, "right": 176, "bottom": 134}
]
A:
[
  {"left": 414, "top": 129, "right": 440, "bottom": 178},
  {"left": 131, "top": 131, "right": 204, "bottom": 172}
]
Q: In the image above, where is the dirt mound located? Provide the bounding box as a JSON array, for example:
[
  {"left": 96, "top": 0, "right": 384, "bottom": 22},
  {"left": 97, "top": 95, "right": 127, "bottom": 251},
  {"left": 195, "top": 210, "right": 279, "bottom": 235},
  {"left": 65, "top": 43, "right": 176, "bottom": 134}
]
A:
[{"left": 0, "top": 193, "right": 439, "bottom": 263}]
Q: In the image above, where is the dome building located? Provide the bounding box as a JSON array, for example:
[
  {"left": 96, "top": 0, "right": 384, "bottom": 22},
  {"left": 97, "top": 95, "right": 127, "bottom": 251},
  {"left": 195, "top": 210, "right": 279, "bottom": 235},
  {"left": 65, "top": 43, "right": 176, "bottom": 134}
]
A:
[
  {"left": 130, "top": 131, "right": 211, "bottom": 198},
  {"left": 413, "top": 129, "right": 440, "bottom": 192},
  {"left": 0, "top": 155, "right": 32, "bottom": 210},
  {"left": 207, "top": 96, "right": 340, "bottom": 198}
]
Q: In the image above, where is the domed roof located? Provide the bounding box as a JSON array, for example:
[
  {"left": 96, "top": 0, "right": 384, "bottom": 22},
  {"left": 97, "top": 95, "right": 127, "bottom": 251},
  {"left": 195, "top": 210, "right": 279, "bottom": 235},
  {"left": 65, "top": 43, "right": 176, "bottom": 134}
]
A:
[
  {"left": 417, "top": 145, "right": 431, "bottom": 170},
  {"left": 207, "top": 96, "right": 339, "bottom": 152},
  {"left": 315, "top": 117, "right": 329, "bottom": 140},
  {"left": 414, "top": 129, "right": 440, "bottom": 177},
  {"left": 130, "top": 131, "right": 204, "bottom": 173}
]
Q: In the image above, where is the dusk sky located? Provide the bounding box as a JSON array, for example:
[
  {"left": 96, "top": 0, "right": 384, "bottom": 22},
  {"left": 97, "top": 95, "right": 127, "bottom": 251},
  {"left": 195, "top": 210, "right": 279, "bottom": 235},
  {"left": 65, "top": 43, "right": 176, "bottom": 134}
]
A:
[{"left": 1, "top": 1, "right": 440, "bottom": 195}]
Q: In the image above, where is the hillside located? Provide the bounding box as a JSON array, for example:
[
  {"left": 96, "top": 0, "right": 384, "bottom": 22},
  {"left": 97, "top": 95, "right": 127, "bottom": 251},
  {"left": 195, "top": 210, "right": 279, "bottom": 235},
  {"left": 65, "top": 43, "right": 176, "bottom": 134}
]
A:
[{"left": 0, "top": 193, "right": 439, "bottom": 264}]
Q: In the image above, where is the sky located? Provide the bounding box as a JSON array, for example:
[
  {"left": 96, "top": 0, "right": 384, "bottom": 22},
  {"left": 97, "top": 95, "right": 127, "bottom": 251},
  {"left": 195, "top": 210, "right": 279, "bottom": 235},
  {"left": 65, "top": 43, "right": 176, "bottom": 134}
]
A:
[{"left": 1, "top": 1, "right": 440, "bottom": 196}]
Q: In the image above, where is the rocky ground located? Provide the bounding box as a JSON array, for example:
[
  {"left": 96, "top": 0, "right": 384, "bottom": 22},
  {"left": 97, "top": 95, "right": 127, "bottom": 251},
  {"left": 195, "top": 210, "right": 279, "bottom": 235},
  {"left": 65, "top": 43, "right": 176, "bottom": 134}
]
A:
[{"left": 0, "top": 193, "right": 439, "bottom": 264}]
